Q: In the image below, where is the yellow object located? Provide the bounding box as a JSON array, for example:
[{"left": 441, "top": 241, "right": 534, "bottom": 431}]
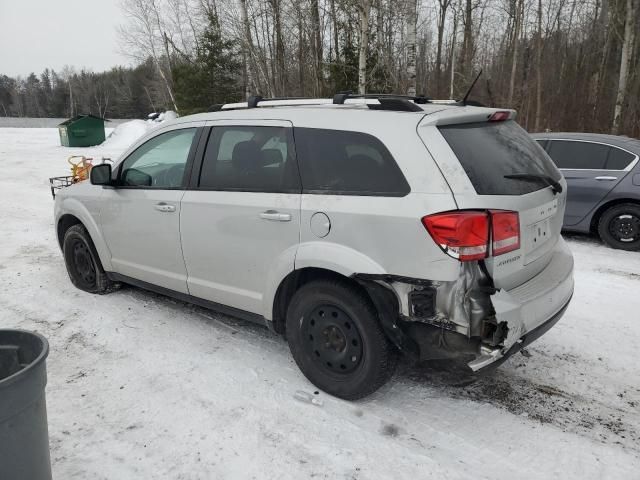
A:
[{"left": 67, "top": 156, "right": 93, "bottom": 182}]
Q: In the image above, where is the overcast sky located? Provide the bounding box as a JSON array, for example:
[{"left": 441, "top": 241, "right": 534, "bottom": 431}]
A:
[{"left": 0, "top": 0, "right": 131, "bottom": 77}]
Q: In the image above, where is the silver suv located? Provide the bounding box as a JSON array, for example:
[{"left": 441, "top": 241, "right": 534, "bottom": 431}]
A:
[{"left": 54, "top": 96, "right": 574, "bottom": 399}]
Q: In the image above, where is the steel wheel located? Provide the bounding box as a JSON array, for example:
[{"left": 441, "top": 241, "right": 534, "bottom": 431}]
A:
[
  {"left": 302, "top": 304, "right": 364, "bottom": 375},
  {"left": 71, "top": 239, "right": 97, "bottom": 287},
  {"left": 62, "top": 224, "right": 115, "bottom": 294},
  {"left": 286, "top": 279, "right": 397, "bottom": 400}
]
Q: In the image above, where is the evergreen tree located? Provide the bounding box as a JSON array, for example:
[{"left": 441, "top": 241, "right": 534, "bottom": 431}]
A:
[{"left": 172, "top": 13, "right": 242, "bottom": 115}]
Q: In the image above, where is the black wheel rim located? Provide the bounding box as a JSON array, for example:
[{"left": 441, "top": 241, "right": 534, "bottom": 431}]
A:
[
  {"left": 71, "top": 239, "right": 96, "bottom": 287},
  {"left": 609, "top": 213, "right": 640, "bottom": 243},
  {"left": 302, "top": 304, "right": 364, "bottom": 375}
]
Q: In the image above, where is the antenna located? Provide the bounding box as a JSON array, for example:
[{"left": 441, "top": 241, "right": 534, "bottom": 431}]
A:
[{"left": 460, "top": 69, "right": 483, "bottom": 106}]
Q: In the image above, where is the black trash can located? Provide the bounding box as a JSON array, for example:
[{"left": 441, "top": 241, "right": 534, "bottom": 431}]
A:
[{"left": 0, "top": 330, "right": 51, "bottom": 480}]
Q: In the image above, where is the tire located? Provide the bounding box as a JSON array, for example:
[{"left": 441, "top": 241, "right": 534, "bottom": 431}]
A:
[
  {"left": 62, "top": 224, "right": 116, "bottom": 294},
  {"left": 285, "top": 279, "right": 397, "bottom": 400},
  {"left": 597, "top": 203, "right": 640, "bottom": 251}
]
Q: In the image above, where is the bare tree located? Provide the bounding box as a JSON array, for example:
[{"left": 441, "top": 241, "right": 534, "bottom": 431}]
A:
[
  {"left": 534, "top": 0, "right": 543, "bottom": 130},
  {"left": 507, "top": 0, "right": 524, "bottom": 106},
  {"left": 612, "top": 0, "right": 637, "bottom": 134},
  {"left": 119, "top": 0, "right": 178, "bottom": 111},
  {"left": 238, "top": 0, "right": 255, "bottom": 98},
  {"left": 357, "top": 0, "right": 372, "bottom": 94},
  {"left": 406, "top": 0, "right": 418, "bottom": 96},
  {"left": 435, "top": 0, "right": 452, "bottom": 97}
]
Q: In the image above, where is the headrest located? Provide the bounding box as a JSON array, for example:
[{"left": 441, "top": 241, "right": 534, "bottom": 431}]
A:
[{"left": 232, "top": 141, "right": 262, "bottom": 173}]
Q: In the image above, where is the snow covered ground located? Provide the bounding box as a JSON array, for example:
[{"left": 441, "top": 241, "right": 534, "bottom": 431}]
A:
[{"left": 1, "top": 127, "right": 639, "bottom": 479}]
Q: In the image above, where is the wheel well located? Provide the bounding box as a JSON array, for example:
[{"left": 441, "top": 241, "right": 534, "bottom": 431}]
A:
[
  {"left": 271, "top": 267, "right": 377, "bottom": 335},
  {"left": 57, "top": 214, "right": 82, "bottom": 248},
  {"left": 590, "top": 198, "right": 640, "bottom": 233}
]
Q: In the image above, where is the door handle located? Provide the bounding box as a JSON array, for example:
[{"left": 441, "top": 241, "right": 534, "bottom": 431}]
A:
[
  {"left": 595, "top": 176, "right": 618, "bottom": 181},
  {"left": 259, "top": 210, "right": 291, "bottom": 222},
  {"left": 155, "top": 202, "right": 176, "bottom": 212}
]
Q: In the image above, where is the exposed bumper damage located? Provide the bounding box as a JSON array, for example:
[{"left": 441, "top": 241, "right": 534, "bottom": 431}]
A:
[{"left": 354, "top": 241, "right": 574, "bottom": 371}]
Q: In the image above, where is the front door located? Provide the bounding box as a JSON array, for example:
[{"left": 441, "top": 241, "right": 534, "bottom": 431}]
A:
[
  {"left": 99, "top": 126, "right": 200, "bottom": 293},
  {"left": 180, "top": 121, "right": 300, "bottom": 315}
]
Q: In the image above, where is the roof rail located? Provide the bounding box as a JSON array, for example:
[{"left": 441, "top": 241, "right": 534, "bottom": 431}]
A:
[
  {"left": 333, "top": 92, "right": 431, "bottom": 105},
  {"left": 208, "top": 92, "right": 436, "bottom": 113}
]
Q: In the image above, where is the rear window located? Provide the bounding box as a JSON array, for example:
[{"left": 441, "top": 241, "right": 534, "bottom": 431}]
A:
[
  {"left": 439, "top": 121, "right": 561, "bottom": 195},
  {"left": 294, "top": 128, "right": 409, "bottom": 196}
]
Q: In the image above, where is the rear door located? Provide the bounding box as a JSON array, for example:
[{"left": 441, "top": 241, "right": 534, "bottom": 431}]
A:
[
  {"left": 419, "top": 117, "right": 566, "bottom": 290},
  {"left": 180, "top": 120, "right": 300, "bottom": 315},
  {"left": 543, "top": 140, "right": 634, "bottom": 226}
]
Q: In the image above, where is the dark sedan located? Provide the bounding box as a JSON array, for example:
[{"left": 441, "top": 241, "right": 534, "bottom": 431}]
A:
[{"left": 532, "top": 132, "right": 640, "bottom": 250}]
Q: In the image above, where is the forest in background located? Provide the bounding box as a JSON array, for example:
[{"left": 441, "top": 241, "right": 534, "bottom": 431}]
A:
[{"left": 0, "top": 0, "right": 638, "bottom": 137}]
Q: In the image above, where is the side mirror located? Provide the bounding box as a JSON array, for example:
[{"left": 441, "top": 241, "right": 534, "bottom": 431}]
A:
[{"left": 90, "top": 164, "right": 112, "bottom": 186}]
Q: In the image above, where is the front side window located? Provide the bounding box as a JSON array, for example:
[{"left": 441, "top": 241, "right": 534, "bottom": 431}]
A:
[
  {"left": 120, "top": 128, "right": 197, "bottom": 188},
  {"left": 546, "top": 140, "right": 609, "bottom": 170},
  {"left": 199, "top": 126, "right": 299, "bottom": 192},
  {"left": 294, "top": 128, "right": 410, "bottom": 196}
]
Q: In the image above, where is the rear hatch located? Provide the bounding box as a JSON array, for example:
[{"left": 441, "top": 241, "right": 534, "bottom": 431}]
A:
[{"left": 418, "top": 110, "right": 567, "bottom": 290}]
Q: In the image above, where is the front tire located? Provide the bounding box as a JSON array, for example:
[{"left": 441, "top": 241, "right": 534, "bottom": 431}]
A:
[
  {"left": 286, "top": 279, "right": 396, "bottom": 400},
  {"left": 63, "top": 224, "right": 115, "bottom": 294},
  {"left": 597, "top": 203, "right": 640, "bottom": 251}
]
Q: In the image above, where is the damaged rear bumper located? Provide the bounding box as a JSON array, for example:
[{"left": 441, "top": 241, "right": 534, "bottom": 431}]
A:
[
  {"left": 354, "top": 238, "right": 574, "bottom": 371},
  {"left": 468, "top": 293, "right": 572, "bottom": 371},
  {"left": 470, "top": 239, "right": 574, "bottom": 371}
]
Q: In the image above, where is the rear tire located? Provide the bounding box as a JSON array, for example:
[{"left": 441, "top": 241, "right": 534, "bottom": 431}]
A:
[
  {"left": 597, "top": 203, "right": 640, "bottom": 251},
  {"left": 285, "top": 279, "right": 396, "bottom": 400},
  {"left": 63, "top": 224, "right": 116, "bottom": 294}
]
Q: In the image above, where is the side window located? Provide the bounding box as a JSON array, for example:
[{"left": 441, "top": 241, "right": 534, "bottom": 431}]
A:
[
  {"left": 535, "top": 139, "right": 548, "bottom": 151},
  {"left": 547, "top": 140, "right": 609, "bottom": 169},
  {"left": 295, "top": 128, "right": 410, "bottom": 196},
  {"left": 199, "top": 126, "right": 299, "bottom": 192},
  {"left": 120, "top": 128, "right": 197, "bottom": 188},
  {"left": 606, "top": 147, "right": 636, "bottom": 170}
]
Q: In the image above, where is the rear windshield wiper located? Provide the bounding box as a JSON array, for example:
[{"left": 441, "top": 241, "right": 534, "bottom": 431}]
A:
[{"left": 504, "top": 173, "right": 563, "bottom": 195}]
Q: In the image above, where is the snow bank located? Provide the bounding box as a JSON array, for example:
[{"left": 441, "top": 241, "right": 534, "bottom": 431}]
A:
[
  {"left": 101, "top": 120, "right": 151, "bottom": 149},
  {"left": 101, "top": 111, "right": 177, "bottom": 149}
]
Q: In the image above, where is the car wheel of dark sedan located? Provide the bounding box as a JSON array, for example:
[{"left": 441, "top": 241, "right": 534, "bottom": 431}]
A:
[{"left": 598, "top": 203, "right": 640, "bottom": 251}]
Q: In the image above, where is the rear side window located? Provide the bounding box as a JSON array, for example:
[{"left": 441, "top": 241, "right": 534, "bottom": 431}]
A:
[
  {"left": 606, "top": 147, "right": 636, "bottom": 170},
  {"left": 198, "top": 126, "right": 300, "bottom": 193},
  {"left": 294, "top": 128, "right": 409, "bottom": 196},
  {"left": 439, "top": 121, "right": 561, "bottom": 195},
  {"left": 547, "top": 140, "right": 609, "bottom": 169}
]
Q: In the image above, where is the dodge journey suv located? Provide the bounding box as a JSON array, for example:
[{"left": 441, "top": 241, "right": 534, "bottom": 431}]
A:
[{"left": 54, "top": 95, "right": 574, "bottom": 399}]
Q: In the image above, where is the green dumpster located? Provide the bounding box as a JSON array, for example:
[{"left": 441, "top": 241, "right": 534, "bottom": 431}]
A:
[{"left": 58, "top": 114, "right": 106, "bottom": 147}]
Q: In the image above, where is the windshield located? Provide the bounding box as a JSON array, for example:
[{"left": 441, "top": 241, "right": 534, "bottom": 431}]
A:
[{"left": 439, "top": 120, "right": 562, "bottom": 195}]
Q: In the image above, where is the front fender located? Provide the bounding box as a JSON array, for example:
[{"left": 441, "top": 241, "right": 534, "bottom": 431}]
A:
[{"left": 56, "top": 194, "right": 113, "bottom": 271}]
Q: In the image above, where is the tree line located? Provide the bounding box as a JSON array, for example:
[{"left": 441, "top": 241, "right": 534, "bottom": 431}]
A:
[{"left": 1, "top": 0, "right": 638, "bottom": 137}]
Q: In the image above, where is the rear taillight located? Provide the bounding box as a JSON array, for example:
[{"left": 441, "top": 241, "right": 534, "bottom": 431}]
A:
[
  {"left": 421, "top": 211, "right": 489, "bottom": 261},
  {"left": 422, "top": 210, "right": 520, "bottom": 262},
  {"left": 490, "top": 210, "right": 520, "bottom": 256}
]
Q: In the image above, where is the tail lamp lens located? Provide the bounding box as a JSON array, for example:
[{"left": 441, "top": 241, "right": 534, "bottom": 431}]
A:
[
  {"left": 422, "top": 210, "right": 521, "bottom": 262},
  {"left": 421, "top": 211, "right": 489, "bottom": 261},
  {"left": 490, "top": 210, "right": 520, "bottom": 256}
]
